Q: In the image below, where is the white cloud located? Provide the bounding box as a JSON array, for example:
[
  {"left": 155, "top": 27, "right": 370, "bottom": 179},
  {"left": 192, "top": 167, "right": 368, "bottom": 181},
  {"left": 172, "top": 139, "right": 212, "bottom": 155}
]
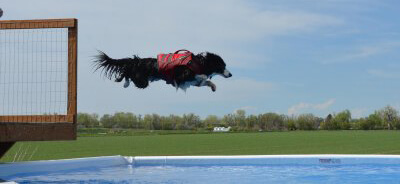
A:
[
  {"left": 104, "top": 0, "right": 342, "bottom": 44},
  {"left": 394, "top": 104, "right": 400, "bottom": 112},
  {"left": 351, "top": 108, "right": 368, "bottom": 118},
  {"left": 314, "top": 99, "right": 336, "bottom": 110},
  {"left": 322, "top": 41, "right": 400, "bottom": 64},
  {"left": 288, "top": 99, "right": 335, "bottom": 115},
  {"left": 367, "top": 69, "right": 400, "bottom": 79}
]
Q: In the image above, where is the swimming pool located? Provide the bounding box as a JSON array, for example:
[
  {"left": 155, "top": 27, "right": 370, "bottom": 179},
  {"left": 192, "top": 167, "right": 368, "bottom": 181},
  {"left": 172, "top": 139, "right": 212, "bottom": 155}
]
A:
[{"left": 1, "top": 155, "right": 400, "bottom": 183}]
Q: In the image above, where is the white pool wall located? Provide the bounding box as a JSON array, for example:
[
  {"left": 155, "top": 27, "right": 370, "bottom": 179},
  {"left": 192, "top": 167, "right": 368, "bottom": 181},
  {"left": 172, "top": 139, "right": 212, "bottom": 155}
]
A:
[{"left": 131, "top": 155, "right": 400, "bottom": 166}]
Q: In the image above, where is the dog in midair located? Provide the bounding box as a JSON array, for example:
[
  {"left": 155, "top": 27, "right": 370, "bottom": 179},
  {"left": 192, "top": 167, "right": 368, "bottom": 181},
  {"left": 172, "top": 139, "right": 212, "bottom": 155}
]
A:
[{"left": 93, "top": 49, "right": 232, "bottom": 92}]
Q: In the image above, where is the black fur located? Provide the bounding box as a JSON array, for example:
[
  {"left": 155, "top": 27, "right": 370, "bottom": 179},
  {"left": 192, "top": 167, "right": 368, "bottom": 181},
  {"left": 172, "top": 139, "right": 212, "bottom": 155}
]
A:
[{"left": 93, "top": 51, "right": 232, "bottom": 91}]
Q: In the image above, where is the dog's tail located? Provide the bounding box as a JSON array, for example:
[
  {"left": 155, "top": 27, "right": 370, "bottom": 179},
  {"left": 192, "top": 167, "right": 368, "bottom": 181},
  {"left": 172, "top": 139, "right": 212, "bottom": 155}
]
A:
[{"left": 93, "top": 50, "right": 131, "bottom": 80}]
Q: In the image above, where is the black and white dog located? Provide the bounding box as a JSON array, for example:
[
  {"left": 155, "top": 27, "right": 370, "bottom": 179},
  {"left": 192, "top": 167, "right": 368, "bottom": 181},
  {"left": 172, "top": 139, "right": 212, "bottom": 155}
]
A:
[{"left": 93, "top": 50, "right": 232, "bottom": 92}]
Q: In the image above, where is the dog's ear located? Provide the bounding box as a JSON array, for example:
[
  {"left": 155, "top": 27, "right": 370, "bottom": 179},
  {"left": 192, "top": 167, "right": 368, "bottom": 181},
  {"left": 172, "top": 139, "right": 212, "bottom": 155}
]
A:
[
  {"left": 195, "top": 52, "right": 207, "bottom": 60},
  {"left": 204, "top": 52, "right": 213, "bottom": 59},
  {"left": 204, "top": 52, "right": 222, "bottom": 62}
]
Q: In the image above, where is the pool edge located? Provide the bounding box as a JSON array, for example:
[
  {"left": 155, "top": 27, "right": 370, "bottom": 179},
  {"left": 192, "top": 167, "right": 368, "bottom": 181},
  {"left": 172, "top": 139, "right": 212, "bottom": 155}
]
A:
[{"left": 131, "top": 155, "right": 400, "bottom": 166}]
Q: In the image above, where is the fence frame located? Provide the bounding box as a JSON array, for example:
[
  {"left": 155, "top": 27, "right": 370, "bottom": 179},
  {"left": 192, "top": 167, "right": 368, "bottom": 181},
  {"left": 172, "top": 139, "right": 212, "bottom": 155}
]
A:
[{"left": 0, "top": 19, "right": 77, "bottom": 143}]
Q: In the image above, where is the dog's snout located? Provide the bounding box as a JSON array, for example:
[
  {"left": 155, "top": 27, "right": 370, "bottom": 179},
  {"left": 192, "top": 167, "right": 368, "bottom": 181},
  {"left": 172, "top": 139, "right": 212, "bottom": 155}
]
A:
[{"left": 223, "top": 69, "right": 232, "bottom": 78}]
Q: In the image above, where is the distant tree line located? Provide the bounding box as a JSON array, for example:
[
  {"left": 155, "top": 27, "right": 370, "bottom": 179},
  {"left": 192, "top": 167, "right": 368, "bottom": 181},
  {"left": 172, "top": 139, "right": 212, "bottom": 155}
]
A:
[{"left": 77, "top": 105, "right": 400, "bottom": 131}]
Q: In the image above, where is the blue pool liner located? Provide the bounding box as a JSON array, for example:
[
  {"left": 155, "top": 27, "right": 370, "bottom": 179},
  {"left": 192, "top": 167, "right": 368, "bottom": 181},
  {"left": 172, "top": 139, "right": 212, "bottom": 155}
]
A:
[{"left": 2, "top": 155, "right": 400, "bottom": 178}]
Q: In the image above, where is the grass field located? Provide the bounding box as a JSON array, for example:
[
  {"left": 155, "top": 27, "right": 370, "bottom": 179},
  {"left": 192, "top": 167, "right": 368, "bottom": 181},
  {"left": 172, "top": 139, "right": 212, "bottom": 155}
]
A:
[{"left": 1, "top": 131, "right": 400, "bottom": 162}]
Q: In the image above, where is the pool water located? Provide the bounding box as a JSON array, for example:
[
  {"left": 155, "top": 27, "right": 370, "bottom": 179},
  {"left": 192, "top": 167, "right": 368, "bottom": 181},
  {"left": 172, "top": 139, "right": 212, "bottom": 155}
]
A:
[
  {"left": 2, "top": 155, "right": 400, "bottom": 184},
  {"left": 8, "top": 164, "right": 400, "bottom": 183}
]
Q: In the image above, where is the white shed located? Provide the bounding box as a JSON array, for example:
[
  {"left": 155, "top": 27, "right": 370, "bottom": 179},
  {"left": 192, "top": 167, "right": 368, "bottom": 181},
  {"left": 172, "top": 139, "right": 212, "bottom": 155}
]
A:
[{"left": 213, "top": 126, "right": 231, "bottom": 132}]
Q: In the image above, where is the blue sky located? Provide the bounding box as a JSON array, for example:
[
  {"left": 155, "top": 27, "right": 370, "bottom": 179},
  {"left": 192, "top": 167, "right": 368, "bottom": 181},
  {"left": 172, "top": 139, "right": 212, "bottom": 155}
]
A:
[{"left": 1, "top": 0, "right": 399, "bottom": 118}]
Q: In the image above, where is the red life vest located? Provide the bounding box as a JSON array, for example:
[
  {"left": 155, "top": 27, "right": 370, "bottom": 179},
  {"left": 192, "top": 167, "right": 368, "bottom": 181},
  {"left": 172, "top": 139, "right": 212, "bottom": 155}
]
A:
[{"left": 157, "top": 49, "right": 202, "bottom": 83}]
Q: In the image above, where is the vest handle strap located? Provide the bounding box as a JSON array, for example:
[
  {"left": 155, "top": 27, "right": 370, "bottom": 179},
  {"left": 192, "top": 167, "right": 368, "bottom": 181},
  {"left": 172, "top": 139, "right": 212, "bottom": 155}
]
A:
[{"left": 174, "top": 49, "right": 191, "bottom": 54}]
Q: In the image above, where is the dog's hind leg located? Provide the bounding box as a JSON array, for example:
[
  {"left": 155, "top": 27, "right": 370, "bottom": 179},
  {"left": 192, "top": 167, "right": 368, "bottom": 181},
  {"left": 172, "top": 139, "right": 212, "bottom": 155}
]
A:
[
  {"left": 123, "top": 78, "right": 130, "bottom": 88},
  {"left": 173, "top": 80, "right": 180, "bottom": 91},
  {"left": 115, "top": 75, "right": 124, "bottom": 82}
]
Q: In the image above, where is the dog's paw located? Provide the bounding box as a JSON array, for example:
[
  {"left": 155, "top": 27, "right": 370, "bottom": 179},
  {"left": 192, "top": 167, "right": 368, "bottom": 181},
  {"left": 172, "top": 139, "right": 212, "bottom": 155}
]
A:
[
  {"left": 211, "top": 85, "right": 216, "bottom": 92},
  {"left": 210, "top": 83, "right": 216, "bottom": 92},
  {"left": 205, "top": 80, "right": 216, "bottom": 92}
]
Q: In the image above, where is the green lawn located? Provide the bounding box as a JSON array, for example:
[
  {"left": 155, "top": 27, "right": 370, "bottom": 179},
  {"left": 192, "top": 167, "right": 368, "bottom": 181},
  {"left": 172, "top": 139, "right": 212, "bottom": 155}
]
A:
[{"left": 2, "top": 131, "right": 400, "bottom": 162}]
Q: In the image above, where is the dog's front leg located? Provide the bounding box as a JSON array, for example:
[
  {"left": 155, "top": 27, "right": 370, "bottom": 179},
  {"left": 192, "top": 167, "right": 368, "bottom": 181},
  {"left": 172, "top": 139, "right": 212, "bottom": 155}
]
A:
[
  {"left": 205, "top": 80, "right": 216, "bottom": 92},
  {"left": 194, "top": 75, "right": 216, "bottom": 92},
  {"left": 195, "top": 74, "right": 208, "bottom": 82}
]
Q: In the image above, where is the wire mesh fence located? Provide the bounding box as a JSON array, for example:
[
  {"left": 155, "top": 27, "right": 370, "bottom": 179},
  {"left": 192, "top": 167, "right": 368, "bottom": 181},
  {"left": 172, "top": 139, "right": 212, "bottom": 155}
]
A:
[
  {"left": 0, "top": 19, "right": 77, "bottom": 142},
  {"left": 0, "top": 28, "right": 68, "bottom": 116}
]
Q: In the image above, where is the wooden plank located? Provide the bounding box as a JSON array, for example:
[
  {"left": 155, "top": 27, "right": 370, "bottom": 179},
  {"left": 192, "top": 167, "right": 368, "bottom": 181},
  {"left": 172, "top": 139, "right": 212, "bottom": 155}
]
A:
[
  {"left": 0, "top": 123, "right": 76, "bottom": 142},
  {"left": 67, "top": 19, "right": 78, "bottom": 124},
  {"left": 0, "top": 19, "right": 76, "bottom": 29},
  {"left": 0, "top": 115, "right": 69, "bottom": 123}
]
